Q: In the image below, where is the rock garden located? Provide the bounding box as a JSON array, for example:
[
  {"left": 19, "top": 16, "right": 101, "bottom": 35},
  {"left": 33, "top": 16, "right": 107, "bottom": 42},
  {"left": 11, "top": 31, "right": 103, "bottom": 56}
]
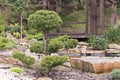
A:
[{"left": 0, "top": 1, "right": 120, "bottom": 80}]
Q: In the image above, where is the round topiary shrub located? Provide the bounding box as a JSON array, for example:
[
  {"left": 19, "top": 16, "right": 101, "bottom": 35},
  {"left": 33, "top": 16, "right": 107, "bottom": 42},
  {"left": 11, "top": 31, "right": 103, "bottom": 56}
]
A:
[
  {"left": 89, "top": 36, "right": 108, "bottom": 50},
  {"left": 30, "top": 41, "right": 44, "bottom": 53},
  {"left": 47, "top": 40, "right": 63, "bottom": 53},
  {"left": 22, "top": 56, "right": 35, "bottom": 65},
  {"left": 41, "top": 55, "right": 68, "bottom": 70},
  {"left": 64, "top": 39, "right": 78, "bottom": 49}
]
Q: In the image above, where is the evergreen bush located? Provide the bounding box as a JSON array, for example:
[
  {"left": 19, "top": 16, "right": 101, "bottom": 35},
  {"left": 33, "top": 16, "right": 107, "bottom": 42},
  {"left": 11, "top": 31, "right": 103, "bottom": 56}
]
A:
[
  {"left": 89, "top": 36, "right": 108, "bottom": 50},
  {"left": 64, "top": 39, "right": 78, "bottom": 49},
  {"left": 47, "top": 40, "right": 63, "bottom": 53},
  {"left": 30, "top": 41, "right": 44, "bottom": 53},
  {"left": 110, "top": 69, "right": 120, "bottom": 79}
]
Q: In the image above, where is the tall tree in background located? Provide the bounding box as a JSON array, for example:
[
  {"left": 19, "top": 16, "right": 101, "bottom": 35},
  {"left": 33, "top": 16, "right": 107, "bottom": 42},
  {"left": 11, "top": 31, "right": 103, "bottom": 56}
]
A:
[{"left": 7, "top": 0, "right": 28, "bottom": 41}]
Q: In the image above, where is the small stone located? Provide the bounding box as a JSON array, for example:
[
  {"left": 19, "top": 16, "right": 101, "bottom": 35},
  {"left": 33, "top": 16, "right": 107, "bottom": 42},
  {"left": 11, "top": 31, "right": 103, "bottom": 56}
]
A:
[
  {"left": 106, "top": 49, "right": 120, "bottom": 54},
  {"left": 37, "top": 77, "right": 52, "bottom": 80},
  {"left": 108, "top": 44, "right": 120, "bottom": 49},
  {"left": 78, "top": 42, "right": 89, "bottom": 46},
  {"left": 51, "top": 53, "right": 58, "bottom": 56}
]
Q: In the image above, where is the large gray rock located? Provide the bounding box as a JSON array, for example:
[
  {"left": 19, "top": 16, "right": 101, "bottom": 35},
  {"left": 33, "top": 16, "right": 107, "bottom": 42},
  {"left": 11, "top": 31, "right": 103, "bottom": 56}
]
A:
[{"left": 108, "top": 44, "right": 120, "bottom": 49}]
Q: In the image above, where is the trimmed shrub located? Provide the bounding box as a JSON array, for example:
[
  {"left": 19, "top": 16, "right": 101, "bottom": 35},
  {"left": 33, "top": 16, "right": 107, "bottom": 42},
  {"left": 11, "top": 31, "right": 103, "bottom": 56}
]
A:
[
  {"left": 110, "top": 69, "right": 120, "bottom": 79},
  {"left": 89, "top": 36, "right": 108, "bottom": 50},
  {"left": 64, "top": 39, "right": 78, "bottom": 49},
  {"left": 41, "top": 55, "right": 68, "bottom": 69},
  {"left": 57, "top": 35, "right": 69, "bottom": 42},
  {"left": 47, "top": 40, "right": 63, "bottom": 53},
  {"left": 10, "top": 67, "right": 24, "bottom": 73},
  {"left": 12, "top": 50, "right": 26, "bottom": 61},
  {"left": 30, "top": 41, "right": 44, "bottom": 53},
  {"left": 12, "top": 50, "right": 35, "bottom": 65},
  {"left": 22, "top": 56, "right": 35, "bottom": 65}
]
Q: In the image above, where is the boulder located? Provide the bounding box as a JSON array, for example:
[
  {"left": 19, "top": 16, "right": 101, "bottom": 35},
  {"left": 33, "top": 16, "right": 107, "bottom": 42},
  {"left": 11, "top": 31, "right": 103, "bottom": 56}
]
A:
[
  {"left": 37, "top": 77, "right": 52, "bottom": 80},
  {"left": 108, "top": 44, "right": 120, "bottom": 49},
  {"left": 70, "top": 58, "right": 82, "bottom": 69},
  {"left": 70, "top": 57, "right": 120, "bottom": 73}
]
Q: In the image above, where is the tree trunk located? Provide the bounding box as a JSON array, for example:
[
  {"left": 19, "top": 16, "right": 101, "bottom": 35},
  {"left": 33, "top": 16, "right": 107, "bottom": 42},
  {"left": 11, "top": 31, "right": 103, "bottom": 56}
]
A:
[
  {"left": 56, "top": 0, "right": 61, "bottom": 13},
  {"left": 43, "top": 0, "right": 47, "bottom": 9},
  {"left": 100, "top": 0, "right": 105, "bottom": 34},
  {"left": 90, "top": 0, "right": 97, "bottom": 35},
  {"left": 85, "top": 0, "right": 88, "bottom": 35},
  {"left": 20, "top": 12, "right": 23, "bottom": 41},
  {"left": 111, "top": 3, "right": 117, "bottom": 26},
  {"left": 43, "top": 33, "right": 47, "bottom": 54}
]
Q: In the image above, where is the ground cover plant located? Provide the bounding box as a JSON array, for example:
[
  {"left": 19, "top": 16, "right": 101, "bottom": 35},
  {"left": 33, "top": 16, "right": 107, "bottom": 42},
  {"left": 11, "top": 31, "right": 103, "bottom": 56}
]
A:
[
  {"left": 0, "top": 36, "right": 15, "bottom": 50},
  {"left": 10, "top": 67, "right": 24, "bottom": 73}
]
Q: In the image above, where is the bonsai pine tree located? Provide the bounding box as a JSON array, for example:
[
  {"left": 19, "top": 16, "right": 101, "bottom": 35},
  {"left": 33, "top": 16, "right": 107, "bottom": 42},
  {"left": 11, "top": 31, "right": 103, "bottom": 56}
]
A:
[{"left": 28, "top": 10, "right": 63, "bottom": 53}]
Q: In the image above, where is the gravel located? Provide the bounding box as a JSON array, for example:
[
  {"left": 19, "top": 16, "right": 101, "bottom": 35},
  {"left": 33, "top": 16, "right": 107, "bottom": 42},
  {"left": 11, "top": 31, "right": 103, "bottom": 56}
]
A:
[{"left": 49, "top": 68, "right": 113, "bottom": 80}]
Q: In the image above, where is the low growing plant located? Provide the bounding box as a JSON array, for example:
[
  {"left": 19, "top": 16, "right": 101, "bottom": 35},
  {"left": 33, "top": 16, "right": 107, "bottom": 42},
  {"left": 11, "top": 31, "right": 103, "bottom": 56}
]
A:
[
  {"left": 10, "top": 67, "right": 24, "bottom": 73},
  {"left": 110, "top": 69, "right": 120, "bottom": 79},
  {"left": 34, "top": 33, "right": 43, "bottom": 41},
  {"left": 0, "top": 37, "right": 15, "bottom": 50}
]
